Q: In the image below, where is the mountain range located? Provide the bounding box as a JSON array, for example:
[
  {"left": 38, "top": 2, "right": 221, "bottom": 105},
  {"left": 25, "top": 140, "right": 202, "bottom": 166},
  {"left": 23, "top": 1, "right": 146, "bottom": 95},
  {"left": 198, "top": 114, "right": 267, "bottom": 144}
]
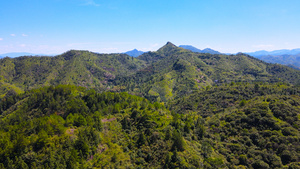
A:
[
  {"left": 0, "top": 42, "right": 300, "bottom": 168},
  {"left": 2, "top": 46, "right": 300, "bottom": 59},
  {"left": 122, "top": 46, "right": 300, "bottom": 70},
  {"left": 1, "top": 42, "right": 300, "bottom": 101}
]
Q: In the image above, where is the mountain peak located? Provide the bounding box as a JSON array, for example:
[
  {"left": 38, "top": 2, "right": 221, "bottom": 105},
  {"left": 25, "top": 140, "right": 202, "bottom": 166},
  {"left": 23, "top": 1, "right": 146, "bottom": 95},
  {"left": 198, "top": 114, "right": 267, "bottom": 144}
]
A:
[
  {"left": 159, "top": 42, "right": 177, "bottom": 49},
  {"left": 124, "top": 49, "right": 145, "bottom": 57},
  {"left": 157, "top": 42, "right": 178, "bottom": 54},
  {"left": 166, "top": 41, "right": 175, "bottom": 45}
]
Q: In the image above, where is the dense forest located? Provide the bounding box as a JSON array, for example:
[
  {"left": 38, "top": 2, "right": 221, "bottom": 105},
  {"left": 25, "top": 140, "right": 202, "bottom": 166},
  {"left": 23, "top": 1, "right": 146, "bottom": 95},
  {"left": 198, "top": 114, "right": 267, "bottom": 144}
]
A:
[{"left": 1, "top": 42, "right": 300, "bottom": 168}]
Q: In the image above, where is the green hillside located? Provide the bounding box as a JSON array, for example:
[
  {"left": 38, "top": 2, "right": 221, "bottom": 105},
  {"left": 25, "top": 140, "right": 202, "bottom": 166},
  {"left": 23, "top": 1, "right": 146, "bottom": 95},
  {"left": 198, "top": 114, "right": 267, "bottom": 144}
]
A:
[{"left": 1, "top": 42, "right": 300, "bottom": 168}]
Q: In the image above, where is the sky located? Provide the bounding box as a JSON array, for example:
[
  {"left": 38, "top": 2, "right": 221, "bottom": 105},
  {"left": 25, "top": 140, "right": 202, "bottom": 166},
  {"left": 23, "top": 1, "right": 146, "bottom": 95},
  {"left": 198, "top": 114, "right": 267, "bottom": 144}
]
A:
[{"left": 0, "top": 0, "right": 300, "bottom": 54}]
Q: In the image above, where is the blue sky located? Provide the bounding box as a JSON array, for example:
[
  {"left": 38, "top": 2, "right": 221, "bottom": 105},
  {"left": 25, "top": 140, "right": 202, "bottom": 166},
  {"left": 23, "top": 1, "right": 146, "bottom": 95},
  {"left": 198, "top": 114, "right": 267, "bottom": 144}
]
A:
[{"left": 0, "top": 0, "right": 300, "bottom": 54}]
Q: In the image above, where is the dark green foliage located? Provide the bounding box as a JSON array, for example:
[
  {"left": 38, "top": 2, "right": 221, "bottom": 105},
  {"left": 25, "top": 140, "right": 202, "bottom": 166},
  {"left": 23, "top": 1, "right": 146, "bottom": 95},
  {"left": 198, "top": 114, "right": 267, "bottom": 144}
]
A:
[
  {"left": 137, "top": 132, "right": 146, "bottom": 148},
  {"left": 172, "top": 130, "right": 185, "bottom": 151},
  {"left": 202, "top": 141, "right": 213, "bottom": 158},
  {"left": 252, "top": 160, "right": 270, "bottom": 169}
]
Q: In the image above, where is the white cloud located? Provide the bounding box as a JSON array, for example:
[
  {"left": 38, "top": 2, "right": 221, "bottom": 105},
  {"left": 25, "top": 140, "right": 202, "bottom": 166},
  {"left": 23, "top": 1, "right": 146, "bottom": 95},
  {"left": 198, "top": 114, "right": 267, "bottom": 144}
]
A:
[
  {"left": 0, "top": 38, "right": 3, "bottom": 41},
  {"left": 10, "top": 34, "right": 16, "bottom": 37},
  {"left": 22, "top": 34, "right": 28, "bottom": 37},
  {"left": 253, "top": 44, "right": 273, "bottom": 48},
  {"left": 20, "top": 44, "right": 26, "bottom": 47},
  {"left": 82, "top": 0, "right": 100, "bottom": 6}
]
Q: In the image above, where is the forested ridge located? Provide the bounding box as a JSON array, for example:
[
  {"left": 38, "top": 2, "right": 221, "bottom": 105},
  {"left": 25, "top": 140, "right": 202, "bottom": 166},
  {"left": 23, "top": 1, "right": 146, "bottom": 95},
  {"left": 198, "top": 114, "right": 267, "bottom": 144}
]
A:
[
  {"left": 1, "top": 42, "right": 300, "bottom": 168},
  {"left": 1, "top": 42, "right": 300, "bottom": 101}
]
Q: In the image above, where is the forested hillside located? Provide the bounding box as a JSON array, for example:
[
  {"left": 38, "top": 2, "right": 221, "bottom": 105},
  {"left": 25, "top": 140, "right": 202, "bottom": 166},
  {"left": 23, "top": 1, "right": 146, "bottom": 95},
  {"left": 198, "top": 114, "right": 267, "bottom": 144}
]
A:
[
  {"left": 1, "top": 42, "right": 300, "bottom": 168},
  {"left": 1, "top": 83, "right": 300, "bottom": 168}
]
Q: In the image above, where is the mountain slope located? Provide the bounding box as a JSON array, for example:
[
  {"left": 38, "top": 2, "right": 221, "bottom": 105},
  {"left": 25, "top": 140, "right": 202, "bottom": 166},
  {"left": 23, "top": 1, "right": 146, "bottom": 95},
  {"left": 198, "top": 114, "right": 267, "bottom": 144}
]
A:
[{"left": 169, "top": 83, "right": 300, "bottom": 168}]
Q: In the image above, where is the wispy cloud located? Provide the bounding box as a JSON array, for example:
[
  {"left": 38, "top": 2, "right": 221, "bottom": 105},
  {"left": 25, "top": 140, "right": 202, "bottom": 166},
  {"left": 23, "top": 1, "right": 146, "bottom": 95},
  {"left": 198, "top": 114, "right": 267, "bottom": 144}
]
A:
[
  {"left": 20, "top": 44, "right": 26, "bottom": 47},
  {"left": 82, "top": 0, "right": 100, "bottom": 6},
  {"left": 22, "top": 34, "right": 28, "bottom": 37},
  {"left": 10, "top": 34, "right": 16, "bottom": 37},
  {"left": 0, "top": 38, "right": 3, "bottom": 41},
  {"left": 141, "top": 43, "right": 161, "bottom": 51}
]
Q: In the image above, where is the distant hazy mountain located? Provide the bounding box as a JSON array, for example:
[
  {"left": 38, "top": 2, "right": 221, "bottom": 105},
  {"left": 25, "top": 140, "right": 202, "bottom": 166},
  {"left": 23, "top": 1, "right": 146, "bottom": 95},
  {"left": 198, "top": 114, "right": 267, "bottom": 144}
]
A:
[
  {"left": 124, "top": 49, "right": 145, "bottom": 57},
  {"left": 255, "top": 54, "right": 300, "bottom": 69},
  {"left": 201, "top": 48, "right": 221, "bottom": 54},
  {"left": 179, "top": 45, "right": 221, "bottom": 54},
  {"left": 0, "top": 52, "right": 56, "bottom": 58},
  {"left": 247, "top": 48, "right": 300, "bottom": 57},
  {"left": 244, "top": 48, "right": 300, "bottom": 69},
  {"left": 179, "top": 45, "right": 202, "bottom": 53}
]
